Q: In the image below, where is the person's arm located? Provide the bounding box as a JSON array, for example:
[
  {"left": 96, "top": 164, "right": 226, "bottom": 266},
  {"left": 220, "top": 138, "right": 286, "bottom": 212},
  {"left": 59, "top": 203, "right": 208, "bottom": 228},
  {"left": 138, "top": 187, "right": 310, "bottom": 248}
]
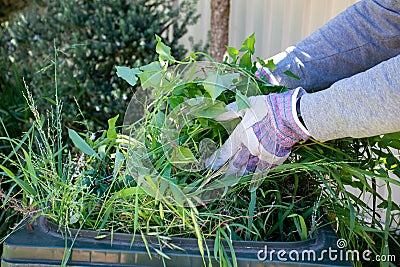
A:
[
  {"left": 269, "top": 0, "right": 400, "bottom": 92},
  {"left": 301, "top": 55, "right": 400, "bottom": 142},
  {"left": 207, "top": 0, "right": 400, "bottom": 177}
]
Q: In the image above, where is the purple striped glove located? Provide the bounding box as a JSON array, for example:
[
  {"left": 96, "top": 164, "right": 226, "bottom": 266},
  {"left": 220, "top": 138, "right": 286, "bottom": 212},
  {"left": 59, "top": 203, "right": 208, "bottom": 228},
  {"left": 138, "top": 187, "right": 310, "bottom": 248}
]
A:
[{"left": 206, "top": 88, "right": 310, "bottom": 178}]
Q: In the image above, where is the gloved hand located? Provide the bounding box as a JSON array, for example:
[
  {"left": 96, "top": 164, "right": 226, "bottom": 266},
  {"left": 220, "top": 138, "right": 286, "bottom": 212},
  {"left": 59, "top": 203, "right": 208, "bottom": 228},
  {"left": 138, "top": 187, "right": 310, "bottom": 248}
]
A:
[{"left": 206, "top": 88, "right": 310, "bottom": 178}]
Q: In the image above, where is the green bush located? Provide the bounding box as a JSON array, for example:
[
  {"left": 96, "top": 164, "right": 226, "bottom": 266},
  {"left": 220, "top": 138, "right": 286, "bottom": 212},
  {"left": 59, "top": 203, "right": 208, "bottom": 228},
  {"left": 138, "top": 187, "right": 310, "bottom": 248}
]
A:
[
  {"left": 0, "top": 0, "right": 30, "bottom": 21},
  {"left": 0, "top": 0, "right": 201, "bottom": 136}
]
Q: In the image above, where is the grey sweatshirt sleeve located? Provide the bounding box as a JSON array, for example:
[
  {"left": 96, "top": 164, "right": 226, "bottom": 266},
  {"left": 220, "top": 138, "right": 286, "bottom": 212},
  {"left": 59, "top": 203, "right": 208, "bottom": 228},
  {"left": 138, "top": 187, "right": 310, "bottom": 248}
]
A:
[
  {"left": 301, "top": 55, "right": 400, "bottom": 142},
  {"left": 270, "top": 0, "right": 400, "bottom": 92},
  {"left": 267, "top": 0, "right": 400, "bottom": 141}
]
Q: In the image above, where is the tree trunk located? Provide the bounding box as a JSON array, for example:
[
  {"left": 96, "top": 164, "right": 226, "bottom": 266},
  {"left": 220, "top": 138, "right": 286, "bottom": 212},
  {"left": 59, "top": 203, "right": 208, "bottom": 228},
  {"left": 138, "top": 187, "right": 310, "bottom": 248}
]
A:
[{"left": 210, "top": 0, "right": 230, "bottom": 62}]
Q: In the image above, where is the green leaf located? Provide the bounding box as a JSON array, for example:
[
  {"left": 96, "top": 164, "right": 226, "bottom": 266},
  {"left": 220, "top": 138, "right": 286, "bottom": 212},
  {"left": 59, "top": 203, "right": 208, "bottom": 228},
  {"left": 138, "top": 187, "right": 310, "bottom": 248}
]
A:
[
  {"left": 170, "top": 183, "right": 186, "bottom": 207},
  {"left": 68, "top": 128, "right": 99, "bottom": 159},
  {"left": 94, "top": 234, "right": 108, "bottom": 240},
  {"left": 0, "top": 165, "right": 37, "bottom": 197},
  {"left": 113, "top": 149, "right": 125, "bottom": 177},
  {"left": 116, "top": 66, "right": 141, "bottom": 86},
  {"left": 214, "top": 229, "right": 221, "bottom": 259},
  {"left": 140, "top": 61, "right": 163, "bottom": 72},
  {"left": 166, "top": 96, "right": 185, "bottom": 109},
  {"left": 289, "top": 214, "right": 308, "bottom": 241},
  {"left": 172, "top": 82, "right": 203, "bottom": 98},
  {"left": 190, "top": 209, "right": 205, "bottom": 258},
  {"left": 247, "top": 190, "right": 257, "bottom": 239},
  {"left": 98, "top": 144, "right": 107, "bottom": 158},
  {"left": 139, "top": 232, "right": 152, "bottom": 259},
  {"left": 283, "top": 70, "right": 300, "bottom": 80},
  {"left": 155, "top": 34, "right": 175, "bottom": 62},
  {"left": 138, "top": 62, "right": 163, "bottom": 90},
  {"left": 265, "top": 59, "right": 276, "bottom": 72},
  {"left": 154, "top": 248, "right": 171, "bottom": 260},
  {"left": 226, "top": 46, "right": 239, "bottom": 62},
  {"left": 239, "top": 52, "right": 252, "bottom": 69},
  {"left": 377, "top": 201, "right": 388, "bottom": 209},
  {"left": 23, "top": 150, "right": 38, "bottom": 187},
  {"left": 239, "top": 33, "right": 255, "bottom": 54},
  {"left": 379, "top": 132, "right": 400, "bottom": 149},
  {"left": 161, "top": 164, "right": 172, "bottom": 180},
  {"left": 151, "top": 110, "right": 165, "bottom": 128},
  {"left": 196, "top": 101, "right": 227, "bottom": 119},
  {"left": 235, "top": 91, "right": 251, "bottom": 111},
  {"left": 43, "top": 96, "right": 57, "bottom": 105},
  {"left": 219, "top": 228, "right": 238, "bottom": 267},
  {"left": 70, "top": 213, "right": 81, "bottom": 224},
  {"left": 170, "top": 146, "right": 198, "bottom": 164},
  {"left": 113, "top": 187, "right": 147, "bottom": 199},
  {"left": 190, "top": 52, "right": 197, "bottom": 60},
  {"left": 107, "top": 114, "right": 119, "bottom": 139},
  {"left": 0, "top": 165, "right": 14, "bottom": 179},
  {"left": 257, "top": 58, "right": 277, "bottom": 72},
  {"left": 203, "top": 72, "right": 240, "bottom": 100}
]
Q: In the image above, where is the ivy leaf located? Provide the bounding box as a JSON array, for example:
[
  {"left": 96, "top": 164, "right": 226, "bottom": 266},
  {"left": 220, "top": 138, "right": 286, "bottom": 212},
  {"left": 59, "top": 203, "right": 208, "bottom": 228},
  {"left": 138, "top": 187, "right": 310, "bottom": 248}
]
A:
[
  {"left": 172, "top": 82, "right": 203, "bottom": 98},
  {"left": 235, "top": 91, "right": 251, "bottom": 111},
  {"left": 196, "top": 101, "right": 227, "bottom": 119},
  {"left": 226, "top": 46, "right": 239, "bottom": 62},
  {"left": 107, "top": 114, "right": 119, "bottom": 139},
  {"left": 155, "top": 34, "right": 175, "bottom": 62},
  {"left": 203, "top": 72, "right": 240, "bottom": 100},
  {"left": 151, "top": 111, "right": 165, "bottom": 129},
  {"left": 116, "top": 66, "right": 141, "bottom": 86},
  {"left": 239, "top": 52, "right": 252, "bottom": 69},
  {"left": 256, "top": 58, "right": 277, "bottom": 72},
  {"left": 167, "top": 96, "right": 185, "bottom": 109},
  {"left": 182, "top": 97, "right": 226, "bottom": 119},
  {"left": 138, "top": 62, "right": 163, "bottom": 90},
  {"left": 265, "top": 59, "right": 277, "bottom": 72},
  {"left": 239, "top": 33, "right": 255, "bottom": 54}
]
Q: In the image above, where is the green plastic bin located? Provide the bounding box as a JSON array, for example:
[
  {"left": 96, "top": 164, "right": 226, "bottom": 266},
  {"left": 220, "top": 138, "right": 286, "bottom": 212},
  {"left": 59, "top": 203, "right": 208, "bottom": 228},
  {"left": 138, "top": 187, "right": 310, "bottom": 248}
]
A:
[{"left": 2, "top": 216, "right": 351, "bottom": 266}]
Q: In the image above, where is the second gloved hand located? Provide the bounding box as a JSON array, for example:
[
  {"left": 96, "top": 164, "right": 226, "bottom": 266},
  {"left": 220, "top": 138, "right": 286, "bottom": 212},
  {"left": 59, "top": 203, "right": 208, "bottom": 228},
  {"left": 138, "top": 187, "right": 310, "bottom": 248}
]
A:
[{"left": 206, "top": 88, "right": 310, "bottom": 177}]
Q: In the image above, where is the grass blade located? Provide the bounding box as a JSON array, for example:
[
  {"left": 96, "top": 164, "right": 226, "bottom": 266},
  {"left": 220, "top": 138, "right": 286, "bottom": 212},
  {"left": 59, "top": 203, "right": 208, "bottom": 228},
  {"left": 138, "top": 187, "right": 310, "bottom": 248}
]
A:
[
  {"left": 0, "top": 165, "right": 37, "bottom": 197},
  {"left": 68, "top": 128, "right": 99, "bottom": 159}
]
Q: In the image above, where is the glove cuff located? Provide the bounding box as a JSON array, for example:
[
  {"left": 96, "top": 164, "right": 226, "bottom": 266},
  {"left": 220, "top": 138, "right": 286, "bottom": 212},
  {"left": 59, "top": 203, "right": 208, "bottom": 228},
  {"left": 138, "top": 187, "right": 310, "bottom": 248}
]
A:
[
  {"left": 291, "top": 88, "right": 311, "bottom": 137},
  {"left": 266, "top": 88, "right": 310, "bottom": 148}
]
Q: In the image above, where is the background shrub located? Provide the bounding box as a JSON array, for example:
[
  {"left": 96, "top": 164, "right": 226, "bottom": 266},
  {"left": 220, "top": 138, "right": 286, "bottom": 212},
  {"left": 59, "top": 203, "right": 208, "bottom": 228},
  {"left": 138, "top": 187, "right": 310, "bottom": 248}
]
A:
[
  {"left": 0, "top": 0, "right": 31, "bottom": 21},
  {"left": 0, "top": 0, "right": 201, "bottom": 135}
]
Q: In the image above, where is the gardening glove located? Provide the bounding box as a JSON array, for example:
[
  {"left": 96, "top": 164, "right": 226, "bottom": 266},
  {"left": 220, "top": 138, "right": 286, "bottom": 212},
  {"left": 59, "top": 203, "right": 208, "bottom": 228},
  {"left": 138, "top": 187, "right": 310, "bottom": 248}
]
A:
[
  {"left": 206, "top": 87, "right": 310, "bottom": 178},
  {"left": 255, "top": 65, "right": 279, "bottom": 85}
]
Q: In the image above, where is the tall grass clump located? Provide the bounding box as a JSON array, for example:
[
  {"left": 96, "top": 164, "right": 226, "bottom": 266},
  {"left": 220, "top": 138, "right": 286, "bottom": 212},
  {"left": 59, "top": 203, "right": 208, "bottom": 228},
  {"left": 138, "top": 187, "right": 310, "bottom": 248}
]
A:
[{"left": 1, "top": 34, "right": 399, "bottom": 266}]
